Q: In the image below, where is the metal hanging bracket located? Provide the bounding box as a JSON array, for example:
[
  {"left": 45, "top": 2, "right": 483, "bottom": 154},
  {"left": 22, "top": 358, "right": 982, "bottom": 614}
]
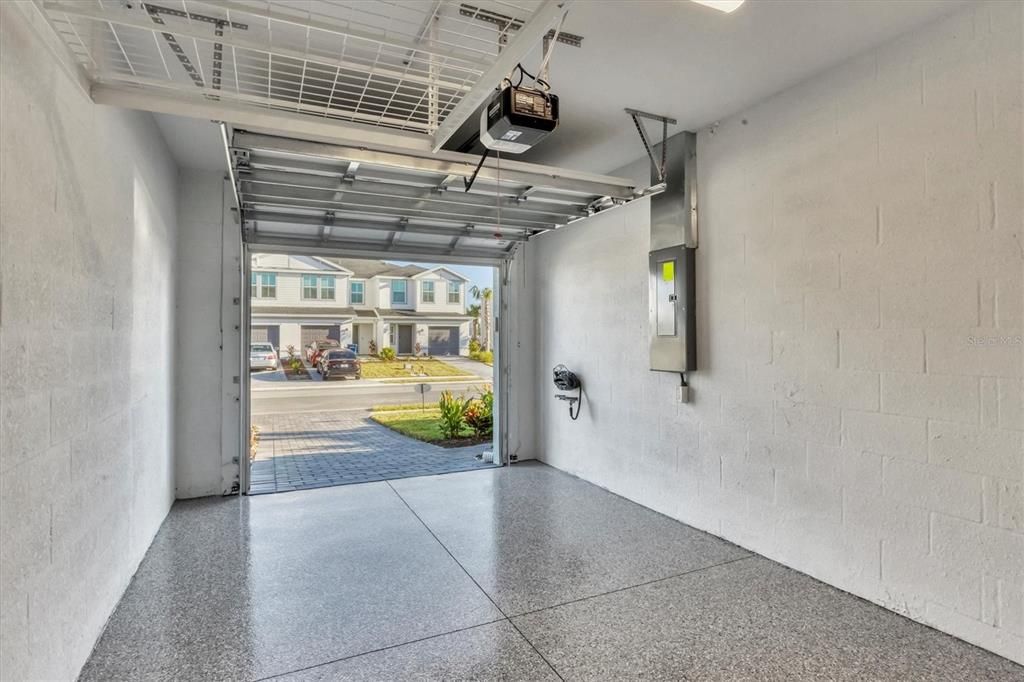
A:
[{"left": 625, "top": 108, "right": 677, "bottom": 184}]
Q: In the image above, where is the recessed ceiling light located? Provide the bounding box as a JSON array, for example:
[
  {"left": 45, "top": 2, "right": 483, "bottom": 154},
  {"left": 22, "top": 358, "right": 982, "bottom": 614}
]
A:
[{"left": 690, "top": 0, "right": 746, "bottom": 13}]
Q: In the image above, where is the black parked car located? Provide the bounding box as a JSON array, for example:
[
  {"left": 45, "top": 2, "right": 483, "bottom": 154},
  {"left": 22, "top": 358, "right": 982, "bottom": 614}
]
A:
[{"left": 318, "top": 349, "right": 362, "bottom": 380}]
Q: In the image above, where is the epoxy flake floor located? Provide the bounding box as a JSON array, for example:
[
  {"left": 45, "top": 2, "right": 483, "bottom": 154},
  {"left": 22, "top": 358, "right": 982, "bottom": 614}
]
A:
[
  {"left": 80, "top": 463, "right": 1022, "bottom": 681},
  {"left": 250, "top": 411, "right": 496, "bottom": 494}
]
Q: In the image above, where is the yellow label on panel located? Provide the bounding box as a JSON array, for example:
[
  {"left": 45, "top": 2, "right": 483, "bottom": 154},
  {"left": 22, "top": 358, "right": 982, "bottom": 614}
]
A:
[{"left": 662, "top": 260, "right": 675, "bottom": 282}]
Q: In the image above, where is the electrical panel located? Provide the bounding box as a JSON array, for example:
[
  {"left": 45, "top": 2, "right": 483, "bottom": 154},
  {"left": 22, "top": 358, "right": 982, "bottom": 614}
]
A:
[
  {"left": 647, "top": 131, "right": 697, "bottom": 374},
  {"left": 649, "top": 245, "right": 696, "bottom": 372}
]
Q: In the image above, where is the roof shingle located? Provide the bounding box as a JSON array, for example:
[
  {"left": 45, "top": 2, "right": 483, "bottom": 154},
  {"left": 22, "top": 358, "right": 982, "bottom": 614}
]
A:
[{"left": 325, "top": 258, "right": 426, "bottom": 279}]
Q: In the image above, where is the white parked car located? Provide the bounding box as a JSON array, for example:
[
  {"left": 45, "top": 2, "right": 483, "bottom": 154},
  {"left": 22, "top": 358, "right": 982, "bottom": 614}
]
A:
[{"left": 250, "top": 342, "right": 279, "bottom": 371}]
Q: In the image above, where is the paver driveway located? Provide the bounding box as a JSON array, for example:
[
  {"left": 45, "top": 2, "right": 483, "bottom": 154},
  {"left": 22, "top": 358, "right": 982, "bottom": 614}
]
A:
[{"left": 250, "top": 411, "right": 497, "bottom": 494}]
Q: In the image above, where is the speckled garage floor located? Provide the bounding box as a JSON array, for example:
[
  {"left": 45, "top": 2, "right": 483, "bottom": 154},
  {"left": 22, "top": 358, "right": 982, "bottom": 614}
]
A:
[
  {"left": 80, "top": 464, "right": 1021, "bottom": 681},
  {"left": 250, "top": 411, "right": 496, "bottom": 494}
]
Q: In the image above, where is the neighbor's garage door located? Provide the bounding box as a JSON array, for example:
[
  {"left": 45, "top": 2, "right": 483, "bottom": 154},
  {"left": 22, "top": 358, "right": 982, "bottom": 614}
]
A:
[
  {"left": 428, "top": 327, "right": 459, "bottom": 356},
  {"left": 301, "top": 325, "right": 337, "bottom": 347},
  {"left": 251, "top": 325, "right": 280, "bottom": 348}
]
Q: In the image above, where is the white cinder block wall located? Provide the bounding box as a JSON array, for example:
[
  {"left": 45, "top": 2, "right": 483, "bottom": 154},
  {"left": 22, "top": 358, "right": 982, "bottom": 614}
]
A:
[
  {"left": 0, "top": 3, "right": 179, "bottom": 679},
  {"left": 523, "top": 1, "right": 1022, "bottom": 663}
]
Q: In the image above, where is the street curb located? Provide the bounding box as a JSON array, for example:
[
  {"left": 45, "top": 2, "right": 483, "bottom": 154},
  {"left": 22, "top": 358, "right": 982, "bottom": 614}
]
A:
[{"left": 252, "top": 378, "right": 491, "bottom": 393}]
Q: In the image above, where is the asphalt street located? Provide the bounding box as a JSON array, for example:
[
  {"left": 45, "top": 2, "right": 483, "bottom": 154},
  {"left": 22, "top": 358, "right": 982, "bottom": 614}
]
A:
[{"left": 251, "top": 379, "right": 490, "bottom": 415}]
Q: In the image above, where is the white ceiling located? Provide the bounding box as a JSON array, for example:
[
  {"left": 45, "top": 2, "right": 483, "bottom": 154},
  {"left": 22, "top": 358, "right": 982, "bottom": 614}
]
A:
[{"left": 155, "top": 0, "right": 966, "bottom": 176}]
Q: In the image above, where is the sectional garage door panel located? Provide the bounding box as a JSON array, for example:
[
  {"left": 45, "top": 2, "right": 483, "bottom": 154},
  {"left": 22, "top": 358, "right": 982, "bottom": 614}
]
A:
[
  {"left": 428, "top": 327, "right": 460, "bottom": 356},
  {"left": 301, "top": 325, "right": 336, "bottom": 347},
  {"left": 251, "top": 325, "right": 280, "bottom": 348},
  {"left": 230, "top": 132, "right": 638, "bottom": 264}
]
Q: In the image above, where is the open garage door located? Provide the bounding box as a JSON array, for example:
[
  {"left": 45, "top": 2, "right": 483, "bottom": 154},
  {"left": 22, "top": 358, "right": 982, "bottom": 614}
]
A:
[
  {"left": 229, "top": 131, "right": 636, "bottom": 264},
  {"left": 428, "top": 327, "right": 460, "bottom": 356}
]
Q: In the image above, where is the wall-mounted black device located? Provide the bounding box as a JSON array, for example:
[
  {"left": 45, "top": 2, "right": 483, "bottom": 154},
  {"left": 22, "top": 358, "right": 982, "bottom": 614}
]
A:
[{"left": 553, "top": 364, "right": 582, "bottom": 420}]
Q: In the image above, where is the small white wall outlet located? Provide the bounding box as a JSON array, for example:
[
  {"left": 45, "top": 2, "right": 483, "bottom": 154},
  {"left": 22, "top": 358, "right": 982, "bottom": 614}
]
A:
[{"left": 677, "top": 385, "right": 690, "bottom": 403}]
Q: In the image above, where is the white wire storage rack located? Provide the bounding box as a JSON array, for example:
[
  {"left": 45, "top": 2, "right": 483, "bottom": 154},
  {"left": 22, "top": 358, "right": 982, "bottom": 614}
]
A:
[{"left": 41, "top": 0, "right": 548, "bottom": 135}]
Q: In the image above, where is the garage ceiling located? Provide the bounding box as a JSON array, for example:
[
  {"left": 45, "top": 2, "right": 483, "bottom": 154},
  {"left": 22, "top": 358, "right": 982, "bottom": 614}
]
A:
[
  {"left": 518, "top": 0, "right": 968, "bottom": 171},
  {"left": 38, "top": 0, "right": 966, "bottom": 260},
  {"left": 144, "top": 1, "right": 966, "bottom": 176}
]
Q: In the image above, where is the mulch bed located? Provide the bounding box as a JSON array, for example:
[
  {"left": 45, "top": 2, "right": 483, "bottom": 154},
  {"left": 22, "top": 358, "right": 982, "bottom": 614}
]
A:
[
  {"left": 281, "top": 359, "right": 313, "bottom": 381},
  {"left": 433, "top": 435, "right": 492, "bottom": 449}
]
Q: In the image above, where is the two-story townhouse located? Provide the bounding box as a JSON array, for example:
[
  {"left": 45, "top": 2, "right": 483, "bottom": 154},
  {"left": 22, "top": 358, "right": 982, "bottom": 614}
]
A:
[{"left": 250, "top": 255, "right": 474, "bottom": 357}]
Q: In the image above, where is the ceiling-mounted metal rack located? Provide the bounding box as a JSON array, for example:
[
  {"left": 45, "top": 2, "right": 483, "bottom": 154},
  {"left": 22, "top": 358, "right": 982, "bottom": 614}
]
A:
[
  {"left": 625, "top": 108, "right": 677, "bottom": 184},
  {"left": 39, "top": 0, "right": 576, "bottom": 150}
]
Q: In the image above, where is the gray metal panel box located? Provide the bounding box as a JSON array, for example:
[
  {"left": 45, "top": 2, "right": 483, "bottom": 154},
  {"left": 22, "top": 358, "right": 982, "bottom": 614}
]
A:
[
  {"left": 650, "top": 132, "right": 697, "bottom": 251},
  {"left": 649, "top": 245, "right": 696, "bottom": 372}
]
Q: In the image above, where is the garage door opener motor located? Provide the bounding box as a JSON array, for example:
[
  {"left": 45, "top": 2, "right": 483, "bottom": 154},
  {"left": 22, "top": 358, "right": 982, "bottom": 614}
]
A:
[{"left": 553, "top": 364, "right": 582, "bottom": 420}]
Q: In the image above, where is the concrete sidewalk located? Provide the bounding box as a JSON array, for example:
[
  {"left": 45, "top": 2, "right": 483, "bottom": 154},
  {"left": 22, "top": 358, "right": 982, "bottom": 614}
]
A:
[{"left": 440, "top": 356, "right": 494, "bottom": 380}]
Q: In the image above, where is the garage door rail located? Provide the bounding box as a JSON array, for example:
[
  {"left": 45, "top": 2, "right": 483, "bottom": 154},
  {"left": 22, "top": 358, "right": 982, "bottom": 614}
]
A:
[{"left": 231, "top": 131, "right": 637, "bottom": 264}]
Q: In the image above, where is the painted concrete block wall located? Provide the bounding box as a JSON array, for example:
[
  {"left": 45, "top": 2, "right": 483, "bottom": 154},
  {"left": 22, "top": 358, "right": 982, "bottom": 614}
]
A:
[
  {"left": 174, "top": 174, "right": 242, "bottom": 498},
  {"left": 0, "top": 3, "right": 179, "bottom": 679},
  {"left": 525, "top": 2, "right": 1022, "bottom": 663}
]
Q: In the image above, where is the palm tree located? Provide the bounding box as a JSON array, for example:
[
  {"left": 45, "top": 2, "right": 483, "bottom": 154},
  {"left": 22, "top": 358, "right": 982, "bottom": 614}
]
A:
[
  {"left": 467, "top": 303, "right": 481, "bottom": 340},
  {"left": 470, "top": 285, "right": 493, "bottom": 350}
]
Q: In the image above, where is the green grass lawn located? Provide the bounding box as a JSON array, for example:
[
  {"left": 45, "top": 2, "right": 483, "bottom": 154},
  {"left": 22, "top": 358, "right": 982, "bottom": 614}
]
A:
[
  {"left": 360, "top": 358, "right": 471, "bottom": 379},
  {"left": 370, "top": 408, "right": 474, "bottom": 442},
  {"left": 371, "top": 403, "right": 434, "bottom": 412}
]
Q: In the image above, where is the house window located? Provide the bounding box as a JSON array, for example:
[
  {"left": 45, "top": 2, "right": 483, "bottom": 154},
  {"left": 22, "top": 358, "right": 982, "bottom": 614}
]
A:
[
  {"left": 302, "top": 275, "right": 319, "bottom": 299},
  {"left": 350, "top": 281, "right": 364, "bottom": 305},
  {"left": 421, "top": 280, "right": 435, "bottom": 303},
  {"left": 302, "top": 275, "right": 335, "bottom": 300},
  {"left": 252, "top": 272, "right": 276, "bottom": 299},
  {"left": 392, "top": 280, "right": 407, "bottom": 304},
  {"left": 320, "top": 276, "right": 335, "bottom": 300},
  {"left": 447, "top": 281, "right": 460, "bottom": 304}
]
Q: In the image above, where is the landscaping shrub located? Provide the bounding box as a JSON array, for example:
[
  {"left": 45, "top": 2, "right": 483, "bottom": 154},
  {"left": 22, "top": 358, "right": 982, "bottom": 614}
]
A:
[
  {"left": 464, "top": 386, "right": 493, "bottom": 438},
  {"left": 437, "top": 390, "right": 471, "bottom": 439},
  {"left": 470, "top": 350, "right": 493, "bottom": 364},
  {"left": 469, "top": 338, "right": 481, "bottom": 354},
  {"left": 368, "top": 339, "right": 377, "bottom": 355},
  {"left": 379, "top": 346, "right": 396, "bottom": 361}
]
